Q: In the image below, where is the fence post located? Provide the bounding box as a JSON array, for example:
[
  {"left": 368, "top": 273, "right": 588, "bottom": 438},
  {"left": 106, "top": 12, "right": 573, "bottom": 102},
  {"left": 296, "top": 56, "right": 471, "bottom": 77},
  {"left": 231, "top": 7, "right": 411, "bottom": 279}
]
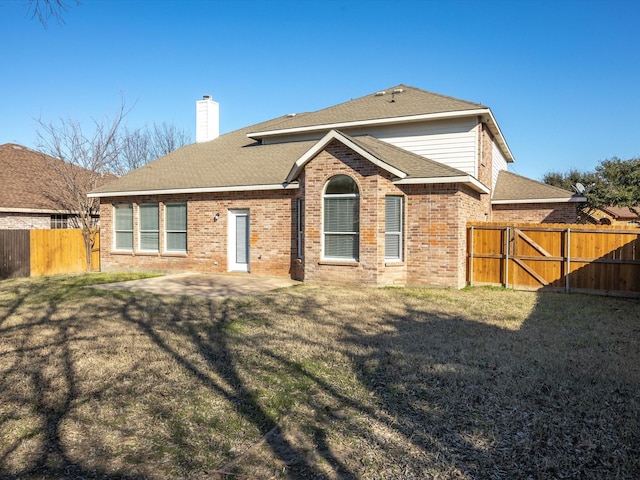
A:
[
  {"left": 469, "top": 226, "right": 475, "bottom": 286},
  {"left": 504, "top": 226, "right": 510, "bottom": 288},
  {"left": 565, "top": 227, "right": 571, "bottom": 293}
]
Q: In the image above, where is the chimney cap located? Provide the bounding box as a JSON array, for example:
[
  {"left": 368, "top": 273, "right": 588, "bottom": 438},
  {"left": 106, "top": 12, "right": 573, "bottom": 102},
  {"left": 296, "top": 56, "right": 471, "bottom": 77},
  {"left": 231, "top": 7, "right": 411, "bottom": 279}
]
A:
[{"left": 202, "top": 95, "right": 212, "bottom": 100}]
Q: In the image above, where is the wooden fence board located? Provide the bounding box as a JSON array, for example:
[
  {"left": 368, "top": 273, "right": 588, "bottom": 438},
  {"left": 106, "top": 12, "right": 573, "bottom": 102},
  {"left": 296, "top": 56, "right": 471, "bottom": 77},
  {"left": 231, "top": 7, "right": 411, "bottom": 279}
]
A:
[
  {"left": 468, "top": 222, "right": 640, "bottom": 296},
  {"left": 29, "top": 229, "right": 100, "bottom": 276},
  {"left": 0, "top": 230, "right": 30, "bottom": 279}
]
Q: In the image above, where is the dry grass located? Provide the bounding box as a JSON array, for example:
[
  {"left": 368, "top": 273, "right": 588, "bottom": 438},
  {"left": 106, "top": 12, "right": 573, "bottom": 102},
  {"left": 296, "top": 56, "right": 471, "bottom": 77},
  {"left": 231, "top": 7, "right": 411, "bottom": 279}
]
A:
[{"left": 0, "top": 274, "right": 639, "bottom": 479}]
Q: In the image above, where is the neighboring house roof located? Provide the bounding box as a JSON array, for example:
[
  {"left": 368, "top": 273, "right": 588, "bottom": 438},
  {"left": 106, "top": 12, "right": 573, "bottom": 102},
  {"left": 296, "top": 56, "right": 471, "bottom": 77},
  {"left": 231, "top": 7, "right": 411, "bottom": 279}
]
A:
[
  {"left": 492, "top": 170, "right": 586, "bottom": 204},
  {"left": 0, "top": 143, "right": 76, "bottom": 213},
  {"left": 90, "top": 85, "right": 507, "bottom": 198},
  {"left": 599, "top": 206, "right": 640, "bottom": 220}
]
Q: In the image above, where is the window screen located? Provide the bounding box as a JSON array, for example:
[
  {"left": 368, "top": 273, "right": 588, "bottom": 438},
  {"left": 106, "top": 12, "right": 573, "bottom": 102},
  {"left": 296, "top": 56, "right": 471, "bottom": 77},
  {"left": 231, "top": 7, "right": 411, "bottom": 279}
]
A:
[
  {"left": 114, "top": 204, "right": 133, "bottom": 251},
  {"left": 165, "top": 203, "right": 187, "bottom": 252},
  {"left": 139, "top": 204, "right": 159, "bottom": 251},
  {"left": 385, "top": 196, "right": 403, "bottom": 261}
]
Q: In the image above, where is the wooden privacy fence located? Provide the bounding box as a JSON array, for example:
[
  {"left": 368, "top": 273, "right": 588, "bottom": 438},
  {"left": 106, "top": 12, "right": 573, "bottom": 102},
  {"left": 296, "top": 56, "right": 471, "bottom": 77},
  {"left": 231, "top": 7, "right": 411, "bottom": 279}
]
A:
[
  {"left": 0, "top": 229, "right": 100, "bottom": 279},
  {"left": 468, "top": 222, "right": 640, "bottom": 297}
]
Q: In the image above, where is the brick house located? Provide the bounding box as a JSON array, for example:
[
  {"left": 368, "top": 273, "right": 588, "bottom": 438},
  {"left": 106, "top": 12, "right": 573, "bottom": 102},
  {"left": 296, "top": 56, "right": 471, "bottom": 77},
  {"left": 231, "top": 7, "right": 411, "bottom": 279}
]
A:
[
  {"left": 89, "top": 85, "right": 584, "bottom": 288},
  {"left": 0, "top": 143, "right": 99, "bottom": 229}
]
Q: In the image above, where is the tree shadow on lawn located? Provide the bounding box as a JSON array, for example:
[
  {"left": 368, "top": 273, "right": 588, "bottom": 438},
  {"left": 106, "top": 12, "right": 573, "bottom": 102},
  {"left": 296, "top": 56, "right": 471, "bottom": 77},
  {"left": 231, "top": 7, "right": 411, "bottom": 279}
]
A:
[
  {"left": 333, "top": 289, "right": 640, "bottom": 479},
  {"left": 1, "top": 281, "right": 639, "bottom": 479},
  {"left": 253, "top": 287, "right": 640, "bottom": 479},
  {"left": 0, "top": 289, "right": 147, "bottom": 479}
]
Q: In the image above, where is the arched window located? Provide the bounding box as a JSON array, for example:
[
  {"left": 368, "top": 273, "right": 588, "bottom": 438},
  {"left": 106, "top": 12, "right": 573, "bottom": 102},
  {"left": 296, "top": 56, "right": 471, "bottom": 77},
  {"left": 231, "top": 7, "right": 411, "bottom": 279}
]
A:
[{"left": 323, "top": 175, "right": 359, "bottom": 260}]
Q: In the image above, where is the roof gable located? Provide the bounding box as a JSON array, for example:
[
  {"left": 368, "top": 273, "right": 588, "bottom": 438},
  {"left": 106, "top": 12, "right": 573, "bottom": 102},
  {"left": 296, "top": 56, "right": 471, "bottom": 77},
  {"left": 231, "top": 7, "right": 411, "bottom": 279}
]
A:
[
  {"left": 287, "top": 130, "right": 490, "bottom": 194},
  {"left": 285, "top": 130, "right": 407, "bottom": 184}
]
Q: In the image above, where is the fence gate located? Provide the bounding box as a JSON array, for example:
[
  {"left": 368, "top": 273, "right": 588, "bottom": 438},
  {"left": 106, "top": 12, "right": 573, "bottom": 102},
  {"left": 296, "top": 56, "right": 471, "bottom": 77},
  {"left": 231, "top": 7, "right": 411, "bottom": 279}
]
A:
[
  {"left": 0, "top": 230, "right": 30, "bottom": 279},
  {"left": 468, "top": 222, "right": 640, "bottom": 296}
]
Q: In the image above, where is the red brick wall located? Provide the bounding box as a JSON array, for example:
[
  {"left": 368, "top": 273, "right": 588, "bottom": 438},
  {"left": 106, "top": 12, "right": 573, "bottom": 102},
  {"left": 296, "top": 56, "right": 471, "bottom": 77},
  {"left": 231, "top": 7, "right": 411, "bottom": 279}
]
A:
[
  {"left": 99, "top": 190, "right": 297, "bottom": 276},
  {"left": 492, "top": 202, "right": 579, "bottom": 224},
  {"left": 301, "top": 141, "right": 487, "bottom": 288},
  {"left": 302, "top": 141, "right": 385, "bottom": 285},
  {"left": 402, "top": 184, "right": 485, "bottom": 288},
  {"left": 99, "top": 142, "right": 495, "bottom": 289}
]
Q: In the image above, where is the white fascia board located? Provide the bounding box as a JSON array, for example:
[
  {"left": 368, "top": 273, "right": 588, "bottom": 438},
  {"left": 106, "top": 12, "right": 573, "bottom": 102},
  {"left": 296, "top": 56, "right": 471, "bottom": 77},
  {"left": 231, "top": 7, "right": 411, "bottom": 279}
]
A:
[
  {"left": 87, "top": 183, "right": 299, "bottom": 198},
  {"left": 492, "top": 196, "right": 586, "bottom": 204},
  {"left": 249, "top": 109, "right": 491, "bottom": 140},
  {"left": 481, "top": 109, "right": 515, "bottom": 163},
  {"left": 0, "top": 207, "right": 78, "bottom": 214},
  {"left": 394, "top": 175, "right": 491, "bottom": 194},
  {"left": 285, "top": 129, "right": 407, "bottom": 184}
]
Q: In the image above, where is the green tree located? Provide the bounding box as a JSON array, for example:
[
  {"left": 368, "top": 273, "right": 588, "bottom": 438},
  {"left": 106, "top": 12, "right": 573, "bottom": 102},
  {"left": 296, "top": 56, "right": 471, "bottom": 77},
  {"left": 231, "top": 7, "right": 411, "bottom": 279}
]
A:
[
  {"left": 543, "top": 157, "right": 640, "bottom": 210},
  {"left": 592, "top": 157, "right": 640, "bottom": 209}
]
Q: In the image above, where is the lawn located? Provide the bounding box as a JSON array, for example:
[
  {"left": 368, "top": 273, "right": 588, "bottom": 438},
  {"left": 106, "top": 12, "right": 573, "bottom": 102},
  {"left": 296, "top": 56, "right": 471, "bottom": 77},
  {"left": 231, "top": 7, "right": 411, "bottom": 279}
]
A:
[{"left": 0, "top": 274, "right": 638, "bottom": 479}]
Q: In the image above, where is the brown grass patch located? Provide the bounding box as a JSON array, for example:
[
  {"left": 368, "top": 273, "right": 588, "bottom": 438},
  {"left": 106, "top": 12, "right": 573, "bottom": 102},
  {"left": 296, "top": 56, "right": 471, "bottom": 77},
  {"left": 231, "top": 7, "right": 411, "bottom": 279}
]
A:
[{"left": 0, "top": 275, "right": 639, "bottom": 479}]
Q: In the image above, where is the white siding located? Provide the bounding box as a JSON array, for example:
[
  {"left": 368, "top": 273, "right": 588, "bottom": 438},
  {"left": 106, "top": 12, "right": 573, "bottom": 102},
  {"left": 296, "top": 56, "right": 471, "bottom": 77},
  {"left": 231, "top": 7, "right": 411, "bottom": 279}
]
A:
[
  {"left": 492, "top": 140, "right": 508, "bottom": 190},
  {"left": 259, "top": 117, "right": 481, "bottom": 177},
  {"left": 358, "top": 118, "right": 480, "bottom": 177}
]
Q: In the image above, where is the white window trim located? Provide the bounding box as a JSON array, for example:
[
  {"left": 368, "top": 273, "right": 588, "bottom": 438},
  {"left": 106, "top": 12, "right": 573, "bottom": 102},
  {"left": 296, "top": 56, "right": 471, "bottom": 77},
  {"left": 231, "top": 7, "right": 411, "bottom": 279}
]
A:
[
  {"left": 164, "top": 203, "right": 187, "bottom": 253},
  {"left": 385, "top": 196, "right": 403, "bottom": 262},
  {"left": 113, "top": 204, "right": 133, "bottom": 252},
  {"left": 322, "top": 182, "right": 360, "bottom": 262}
]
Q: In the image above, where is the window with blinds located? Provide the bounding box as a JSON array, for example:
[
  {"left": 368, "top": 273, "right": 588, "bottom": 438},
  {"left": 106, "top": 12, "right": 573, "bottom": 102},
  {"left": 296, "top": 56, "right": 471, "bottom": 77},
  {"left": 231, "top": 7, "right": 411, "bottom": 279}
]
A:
[
  {"left": 114, "top": 204, "right": 133, "bottom": 251},
  {"left": 165, "top": 203, "right": 187, "bottom": 252},
  {"left": 323, "top": 175, "right": 359, "bottom": 261},
  {"left": 385, "top": 196, "right": 403, "bottom": 261},
  {"left": 139, "top": 204, "right": 159, "bottom": 251}
]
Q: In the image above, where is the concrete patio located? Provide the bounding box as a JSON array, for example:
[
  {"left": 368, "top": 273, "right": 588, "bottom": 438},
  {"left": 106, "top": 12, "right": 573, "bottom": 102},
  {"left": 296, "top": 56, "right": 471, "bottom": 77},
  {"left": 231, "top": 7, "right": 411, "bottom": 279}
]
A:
[{"left": 92, "top": 272, "right": 300, "bottom": 299}]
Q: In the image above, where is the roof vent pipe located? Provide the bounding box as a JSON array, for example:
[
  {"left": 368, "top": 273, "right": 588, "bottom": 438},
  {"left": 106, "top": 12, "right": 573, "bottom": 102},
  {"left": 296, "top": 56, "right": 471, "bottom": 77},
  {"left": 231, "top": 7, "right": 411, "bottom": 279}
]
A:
[{"left": 196, "top": 95, "right": 219, "bottom": 143}]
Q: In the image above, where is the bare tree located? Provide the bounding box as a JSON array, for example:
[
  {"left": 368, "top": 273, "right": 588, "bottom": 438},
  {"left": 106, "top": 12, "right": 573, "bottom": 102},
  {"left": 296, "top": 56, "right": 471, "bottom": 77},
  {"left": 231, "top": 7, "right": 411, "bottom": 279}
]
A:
[
  {"left": 150, "top": 122, "right": 190, "bottom": 158},
  {"left": 117, "top": 122, "right": 190, "bottom": 175},
  {"left": 35, "top": 100, "right": 191, "bottom": 270},
  {"left": 27, "top": 0, "right": 79, "bottom": 27},
  {"left": 35, "top": 101, "right": 128, "bottom": 270}
]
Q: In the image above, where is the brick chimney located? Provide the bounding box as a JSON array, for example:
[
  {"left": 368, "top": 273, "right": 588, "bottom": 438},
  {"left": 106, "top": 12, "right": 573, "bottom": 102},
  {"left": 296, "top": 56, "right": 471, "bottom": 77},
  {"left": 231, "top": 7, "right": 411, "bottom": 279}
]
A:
[{"left": 196, "top": 95, "right": 219, "bottom": 143}]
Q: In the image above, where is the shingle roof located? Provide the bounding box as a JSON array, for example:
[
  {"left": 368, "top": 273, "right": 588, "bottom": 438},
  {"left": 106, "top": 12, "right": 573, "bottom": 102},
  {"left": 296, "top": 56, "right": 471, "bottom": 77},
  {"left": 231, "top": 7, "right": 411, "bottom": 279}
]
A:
[
  {"left": 90, "top": 118, "right": 318, "bottom": 195},
  {"left": 0, "top": 143, "right": 92, "bottom": 212},
  {"left": 90, "top": 85, "right": 506, "bottom": 197},
  {"left": 600, "top": 206, "right": 640, "bottom": 220},
  {"left": 492, "top": 170, "right": 583, "bottom": 203},
  {"left": 247, "top": 84, "right": 486, "bottom": 136},
  {"left": 348, "top": 134, "right": 469, "bottom": 179}
]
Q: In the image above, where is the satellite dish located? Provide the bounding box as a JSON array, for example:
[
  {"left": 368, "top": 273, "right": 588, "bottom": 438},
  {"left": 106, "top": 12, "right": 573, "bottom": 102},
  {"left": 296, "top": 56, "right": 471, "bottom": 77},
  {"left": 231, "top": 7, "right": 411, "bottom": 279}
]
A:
[{"left": 574, "top": 182, "right": 586, "bottom": 194}]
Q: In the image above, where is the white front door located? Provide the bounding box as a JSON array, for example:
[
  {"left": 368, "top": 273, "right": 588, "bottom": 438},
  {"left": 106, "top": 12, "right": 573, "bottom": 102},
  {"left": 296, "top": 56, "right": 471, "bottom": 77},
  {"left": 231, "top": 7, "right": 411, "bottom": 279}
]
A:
[{"left": 228, "top": 209, "right": 250, "bottom": 272}]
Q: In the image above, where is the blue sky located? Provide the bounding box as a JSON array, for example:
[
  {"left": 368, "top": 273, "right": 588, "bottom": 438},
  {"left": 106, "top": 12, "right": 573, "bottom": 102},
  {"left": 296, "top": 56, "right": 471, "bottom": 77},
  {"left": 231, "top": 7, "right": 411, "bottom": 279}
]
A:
[{"left": 0, "top": 0, "right": 638, "bottom": 181}]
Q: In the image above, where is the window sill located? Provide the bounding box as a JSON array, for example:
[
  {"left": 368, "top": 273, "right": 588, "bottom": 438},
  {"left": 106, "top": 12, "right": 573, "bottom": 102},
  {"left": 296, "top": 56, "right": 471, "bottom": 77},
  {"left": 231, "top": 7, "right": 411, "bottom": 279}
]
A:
[
  {"left": 111, "top": 250, "right": 134, "bottom": 255},
  {"left": 319, "top": 260, "right": 360, "bottom": 267},
  {"left": 162, "top": 252, "right": 188, "bottom": 257},
  {"left": 385, "top": 261, "right": 405, "bottom": 267}
]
